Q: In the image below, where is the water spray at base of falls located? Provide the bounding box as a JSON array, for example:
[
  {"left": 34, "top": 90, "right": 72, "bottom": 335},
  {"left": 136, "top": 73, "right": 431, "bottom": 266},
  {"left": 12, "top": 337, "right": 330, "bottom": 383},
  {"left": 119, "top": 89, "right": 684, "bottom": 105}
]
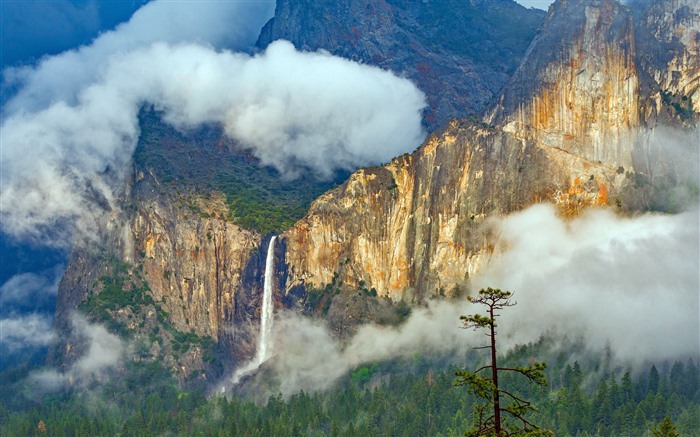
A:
[{"left": 225, "top": 236, "right": 277, "bottom": 390}]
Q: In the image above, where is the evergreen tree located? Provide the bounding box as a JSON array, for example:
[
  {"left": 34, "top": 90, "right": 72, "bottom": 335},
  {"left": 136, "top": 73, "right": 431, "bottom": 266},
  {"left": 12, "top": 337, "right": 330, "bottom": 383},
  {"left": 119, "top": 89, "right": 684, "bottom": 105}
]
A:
[
  {"left": 621, "top": 371, "right": 633, "bottom": 403},
  {"left": 652, "top": 416, "right": 680, "bottom": 437},
  {"left": 649, "top": 365, "right": 660, "bottom": 394},
  {"left": 669, "top": 361, "right": 685, "bottom": 396},
  {"left": 454, "top": 288, "right": 552, "bottom": 436},
  {"left": 685, "top": 359, "right": 699, "bottom": 400}
]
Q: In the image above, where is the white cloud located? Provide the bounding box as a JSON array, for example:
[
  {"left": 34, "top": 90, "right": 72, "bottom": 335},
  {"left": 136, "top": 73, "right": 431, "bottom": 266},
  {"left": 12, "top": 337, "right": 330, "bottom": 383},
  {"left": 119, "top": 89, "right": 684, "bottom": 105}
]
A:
[
  {"left": 0, "top": 266, "right": 63, "bottom": 307},
  {"left": 2, "top": 0, "right": 274, "bottom": 114},
  {"left": 473, "top": 204, "right": 700, "bottom": 364},
  {"left": 267, "top": 300, "right": 469, "bottom": 396},
  {"left": 1, "top": 2, "right": 425, "bottom": 245},
  {"left": 25, "top": 314, "right": 125, "bottom": 393},
  {"left": 0, "top": 313, "right": 55, "bottom": 351}
]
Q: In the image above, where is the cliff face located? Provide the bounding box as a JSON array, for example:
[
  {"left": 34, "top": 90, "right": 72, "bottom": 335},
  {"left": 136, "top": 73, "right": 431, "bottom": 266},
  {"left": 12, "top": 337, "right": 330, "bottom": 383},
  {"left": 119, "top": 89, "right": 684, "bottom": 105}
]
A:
[
  {"left": 50, "top": 168, "right": 267, "bottom": 380},
  {"left": 486, "top": 0, "right": 639, "bottom": 168},
  {"left": 635, "top": 0, "right": 700, "bottom": 124},
  {"left": 283, "top": 120, "right": 618, "bottom": 299},
  {"left": 282, "top": 0, "right": 699, "bottom": 299},
  {"left": 128, "top": 170, "right": 260, "bottom": 345},
  {"left": 257, "top": 0, "right": 545, "bottom": 129}
]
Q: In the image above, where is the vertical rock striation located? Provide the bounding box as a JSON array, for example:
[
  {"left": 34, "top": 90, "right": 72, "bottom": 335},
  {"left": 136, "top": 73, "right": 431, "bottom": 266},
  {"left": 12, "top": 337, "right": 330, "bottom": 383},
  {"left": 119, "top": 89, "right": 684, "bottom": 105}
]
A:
[{"left": 486, "top": 0, "right": 639, "bottom": 168}]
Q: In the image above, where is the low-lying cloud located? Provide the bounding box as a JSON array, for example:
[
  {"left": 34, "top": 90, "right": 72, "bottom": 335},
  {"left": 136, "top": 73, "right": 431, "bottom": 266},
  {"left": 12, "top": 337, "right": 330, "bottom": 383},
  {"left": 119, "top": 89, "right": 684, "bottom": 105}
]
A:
[
  {"left": 474, "top": 204, "right": 700, "bottom": 364},
  {"left": 254, "top": 204, "right": 699, "bottom": 396},
  {"left": 266, "top": 301, "right": 470, "bottom": 395},
  {"left": 1, "top": 1, "right": 426, "bottom": 245},
  {"left": 0, "top": 313, "right": 55, "bottom": 352},
  {"left": 24, "top": 314, "right": 125, "bottom": 395}
]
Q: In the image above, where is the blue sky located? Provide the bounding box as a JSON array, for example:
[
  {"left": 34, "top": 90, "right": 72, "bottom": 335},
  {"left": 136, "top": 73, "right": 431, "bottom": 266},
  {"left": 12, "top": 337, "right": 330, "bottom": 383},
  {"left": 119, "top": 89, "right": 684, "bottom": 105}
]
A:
[
  {"left": 516, "top": 0, "right": 556, "bottom": 10},
  {"left": 1, "top": 0, "right": 146, "bottom": 68}
]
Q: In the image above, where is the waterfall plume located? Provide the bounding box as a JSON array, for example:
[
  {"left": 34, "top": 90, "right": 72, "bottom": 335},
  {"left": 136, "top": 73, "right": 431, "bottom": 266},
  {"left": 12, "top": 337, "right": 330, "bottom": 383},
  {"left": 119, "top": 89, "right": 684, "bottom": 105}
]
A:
[{"left": 223, "top": 236, "right": 277, "bottom": 390}]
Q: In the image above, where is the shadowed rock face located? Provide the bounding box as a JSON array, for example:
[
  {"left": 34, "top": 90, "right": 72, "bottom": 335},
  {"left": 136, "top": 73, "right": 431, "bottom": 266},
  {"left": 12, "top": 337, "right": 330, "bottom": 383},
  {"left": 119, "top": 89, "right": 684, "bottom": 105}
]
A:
[
  {"left": 257, "top": 0, "right": 546, "bottom": 130},
  {"left": 486, "top": 0, "right": 639, "bottom": 168},
  {"left": 634, "top": 0, "right": 700, "bottom": 124}
]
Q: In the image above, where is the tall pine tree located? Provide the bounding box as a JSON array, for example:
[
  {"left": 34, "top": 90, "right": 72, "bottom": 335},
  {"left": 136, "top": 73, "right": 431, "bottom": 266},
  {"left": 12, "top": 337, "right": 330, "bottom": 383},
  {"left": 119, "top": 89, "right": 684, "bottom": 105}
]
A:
[{"left": 455, "top": 288, "right": 552, "bottom": 436}]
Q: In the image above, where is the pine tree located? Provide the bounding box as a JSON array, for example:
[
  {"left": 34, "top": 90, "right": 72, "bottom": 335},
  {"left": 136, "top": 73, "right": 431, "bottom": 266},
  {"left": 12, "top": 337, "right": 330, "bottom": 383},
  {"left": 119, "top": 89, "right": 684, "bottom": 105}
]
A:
[
  {"left": 652, "top": 416, "right": 680, "bottom": 437},
  {"left": 454, "top": 288, "right": 552, "bottom": 436},
  {"left": 649, "top": 365, "right": 660, "bottom": 394},
  {"left": 621, "top": 371, "right": 633, "bottom": 403},
  {"left": 669, "top": 361, "right": 685, "bottom": 396},
  {"left": 685, "top": 359, "right": 699, "bottom": 400}
]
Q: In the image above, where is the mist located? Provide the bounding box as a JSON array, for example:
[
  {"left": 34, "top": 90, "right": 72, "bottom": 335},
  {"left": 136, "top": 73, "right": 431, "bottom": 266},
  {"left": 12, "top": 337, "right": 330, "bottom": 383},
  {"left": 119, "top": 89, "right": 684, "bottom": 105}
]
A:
[
  {"left": 474, "top": 204, "right": 700, "bottom": 363},
  {"left": 24, "top": 314, "right": 125, "bottom": 396},
  {"left": 0, "top": 267, "right": 62, "bottom": 359},
  {"left": 256, "top": 204, "right": 699, "bottom": 397},
  {"left": 266, "top": 300, "right": 470, "bottom": 395}
]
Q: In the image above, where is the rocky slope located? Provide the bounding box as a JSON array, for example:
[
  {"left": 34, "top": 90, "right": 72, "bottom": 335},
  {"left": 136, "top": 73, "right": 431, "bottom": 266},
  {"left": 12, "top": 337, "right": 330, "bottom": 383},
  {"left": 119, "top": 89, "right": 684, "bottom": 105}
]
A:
[{"left": 257, "top": 0, "right": 545, "bottom": 130}]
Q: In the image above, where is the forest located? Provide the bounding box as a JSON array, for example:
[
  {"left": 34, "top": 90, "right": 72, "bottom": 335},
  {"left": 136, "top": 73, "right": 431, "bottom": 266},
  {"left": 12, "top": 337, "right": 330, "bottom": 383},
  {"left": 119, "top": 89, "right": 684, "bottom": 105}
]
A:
[{"left": 2, "top": 335, "right": 698, "bottom": 436}]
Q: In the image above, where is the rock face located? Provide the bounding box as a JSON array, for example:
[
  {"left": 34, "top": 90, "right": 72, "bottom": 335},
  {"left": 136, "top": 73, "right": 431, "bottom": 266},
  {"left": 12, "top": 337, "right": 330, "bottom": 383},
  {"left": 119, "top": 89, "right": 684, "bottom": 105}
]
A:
[
  {"left": 281, "top": 0, "right": 699, "bottom": 299},
  {"left": 127, "top": 171, "right": 260, "bottom": 347},
  {"left": 283, "top": 121, "right": 617, "bottom": 299},
  {"left": 486, "top": 0, "right": 639, "bottom": 168},
  {"left": 635, "top": 0, "right": 700, "bottom": 124},
  {"left": 49, "top": 168, "right": 266, "bottom": 380},
  {"left": 257, "top": 0, "right": 545, "bottom": 129}
]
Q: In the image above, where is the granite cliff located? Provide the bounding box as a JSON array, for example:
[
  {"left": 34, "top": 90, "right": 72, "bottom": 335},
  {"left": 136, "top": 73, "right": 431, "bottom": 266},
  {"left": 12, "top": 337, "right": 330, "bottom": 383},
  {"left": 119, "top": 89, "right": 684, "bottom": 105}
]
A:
[{"left": 50, "top": 0, "right": 699, "bottom": 377}]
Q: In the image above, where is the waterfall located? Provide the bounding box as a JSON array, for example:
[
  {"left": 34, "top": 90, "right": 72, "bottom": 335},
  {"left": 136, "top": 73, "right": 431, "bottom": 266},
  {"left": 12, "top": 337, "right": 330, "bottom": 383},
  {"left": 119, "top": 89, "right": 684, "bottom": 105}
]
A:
[
  {"left": 257, "top": 236, "right": 276, "bottom": 363},
  {"left": 225, "top": 236, "right": 277, "bottom": 389}
]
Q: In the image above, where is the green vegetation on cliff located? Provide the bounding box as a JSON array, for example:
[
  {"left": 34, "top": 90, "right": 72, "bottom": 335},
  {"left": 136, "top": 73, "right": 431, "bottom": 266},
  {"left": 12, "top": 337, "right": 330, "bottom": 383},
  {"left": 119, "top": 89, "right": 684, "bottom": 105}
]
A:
[
  {"left": 133, "top": 110, "right": 347, "bottom": 234},
  {"left": 78, "top": 257, "right": 216, "bottom": 375}
]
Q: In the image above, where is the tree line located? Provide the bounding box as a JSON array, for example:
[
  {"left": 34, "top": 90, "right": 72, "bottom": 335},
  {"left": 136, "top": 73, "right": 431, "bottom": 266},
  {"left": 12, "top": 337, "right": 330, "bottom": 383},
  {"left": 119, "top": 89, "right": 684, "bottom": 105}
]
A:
[{"left": 1, "top": 348, "right": 697, "bottom": 436}]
